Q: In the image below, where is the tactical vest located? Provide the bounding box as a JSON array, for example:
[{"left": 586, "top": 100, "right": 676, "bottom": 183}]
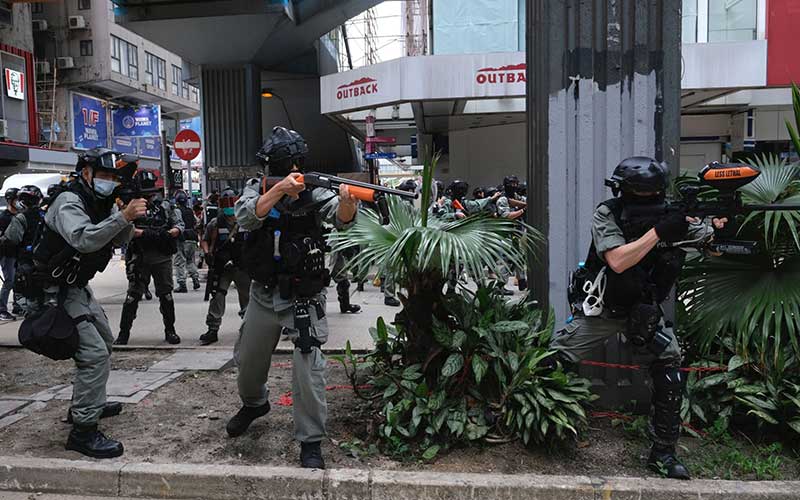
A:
[
  {"left": 133, "top": 201, "right": 176, "bottom": 255},
  {"left": 32, "top": 183, "right": 115, "bottom": 289},
  {"left": 580, "top": 198, "right": 684, "bottom": 314},
  {"left": 178, "top": 205, "right": 198, "bottom": 241},
  {"left": 0, "top": 209, "right": 16, "bottom": 257},
  {"left": 213, "top": 215, "right": 243, "bottom": 267},
  {"left": 241, "top": 189, "right": 331, "bottom": 299}
]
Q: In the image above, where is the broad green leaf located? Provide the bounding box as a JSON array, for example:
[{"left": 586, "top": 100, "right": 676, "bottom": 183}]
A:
[
  {"left": 472, "top": 355, "right": 488, "bottom": 384},
  {"left": 441, "top": 353, "right": 464, "bottom": 378}
]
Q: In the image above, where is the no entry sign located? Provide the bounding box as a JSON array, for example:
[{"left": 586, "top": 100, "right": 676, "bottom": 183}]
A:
[{"left": 174, "top": 129, "right": 201, "bottom": 161}]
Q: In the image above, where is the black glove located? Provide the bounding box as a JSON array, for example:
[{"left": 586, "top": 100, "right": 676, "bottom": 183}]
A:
[
  {"left": 655, "top": 213, "right": 689, "bottom": 243},
  {"left": 141, "top": 228, "right": 160, "bottom": 241}
]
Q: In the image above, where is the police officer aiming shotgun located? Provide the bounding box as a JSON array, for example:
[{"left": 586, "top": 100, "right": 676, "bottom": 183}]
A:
[
  {"left": 548, "top": 157, "right": 729, "bottom": 480},
  {"left": 228, "top": 126, "right": 414, "bottom": 469}
]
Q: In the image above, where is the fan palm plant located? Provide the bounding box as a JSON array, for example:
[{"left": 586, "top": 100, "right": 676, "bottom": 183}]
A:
[
  {"left": 328, "top": 154, "right": 542, "bottom": 363},
  {"left": 679, "top": 154, "right": 800, "bottom": 371}
]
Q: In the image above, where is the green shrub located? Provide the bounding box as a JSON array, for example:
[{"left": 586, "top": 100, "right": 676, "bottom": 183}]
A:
[{"left": 334, "top": 287, "right": 596, "bottom": 459}]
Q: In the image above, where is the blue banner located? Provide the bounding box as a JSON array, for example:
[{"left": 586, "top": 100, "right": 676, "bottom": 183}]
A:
[
  {"left": 72, "top": 94, "right": 108, "bottom": 150},
  {"left": 112, "top": 105, "right": 160, "bottom": 137},
  {"left": 139, "top": 136, "right": 162, "bottom": 159},
  {"left": 112, "top": 137, "right": 137, "bottom": 155}
]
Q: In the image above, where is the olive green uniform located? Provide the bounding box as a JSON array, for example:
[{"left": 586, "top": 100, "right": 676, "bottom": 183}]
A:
[
  {"left": 234, "top": 181, "right": 354, "bottom": 443},
  {"left": 550, "top": 203, "right": 713, "bottom": 364},
  {"left": 46, "top": 192, "right": 134, "bottom": 425}
]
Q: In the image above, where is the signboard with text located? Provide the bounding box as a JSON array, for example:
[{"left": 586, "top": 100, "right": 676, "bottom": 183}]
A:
[
  {"left": 139, "top": 136, "right": 162, "bottom": 159},
  {"left": 72, "top": 93, "right": 108, "bottom": 150},
  {"left": 4, "top": 68, "right": 24, "bottom": 100},
  {"left": 112, "top": 105, "right": 160, "bottom": 137},
  {"left": 112, "top": 136, "right": 137, "bottom": 155}
]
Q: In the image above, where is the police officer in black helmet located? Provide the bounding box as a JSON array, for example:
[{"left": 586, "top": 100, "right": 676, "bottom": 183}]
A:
[
  {"left": 549, "top": 157, "right": 727, "bottom": 480},
  {"left": 29, "top": 148, "right": 145, "bottom": 458},
  {"left": 115, "top": 168, "right": 184, "bottom": 346},
  {"left": 228, "top": 126, "right": 358, "bottom": 469},
  {"left": 0, "top": 188, "right": 22, "bottom": 319}
]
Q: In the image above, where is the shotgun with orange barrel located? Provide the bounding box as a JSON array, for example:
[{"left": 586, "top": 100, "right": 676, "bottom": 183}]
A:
[
  {"left": 613, "top": 162, "right": 800, "bottom": 255},
  {"left": 264, "top": 172, "right": 418, "bottom": 225}
]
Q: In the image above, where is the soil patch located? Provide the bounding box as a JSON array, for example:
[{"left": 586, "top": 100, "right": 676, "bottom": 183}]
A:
[{"left": 0, "top": 348, "right": 797, "bottom": 480}]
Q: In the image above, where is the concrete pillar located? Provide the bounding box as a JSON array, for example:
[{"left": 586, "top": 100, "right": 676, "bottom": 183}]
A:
[
  {"left": 526, "top": 0, "right": 681, "bottom": 322},
  {"left": 200, "top": 64, "right": 262, "bottom": 183}
]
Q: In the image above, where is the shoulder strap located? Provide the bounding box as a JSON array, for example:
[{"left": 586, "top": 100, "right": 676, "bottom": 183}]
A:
[{"left": 599, "top": 198, "right": 624, "bottom": 229}]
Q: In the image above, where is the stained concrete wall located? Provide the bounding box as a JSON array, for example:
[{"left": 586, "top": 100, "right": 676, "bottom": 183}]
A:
[
  {"left": 527, "top": 0, "right": 681, "bottom": 322},
  {"left": 0, "top": 3, "right": 33, "bottom": 53}
]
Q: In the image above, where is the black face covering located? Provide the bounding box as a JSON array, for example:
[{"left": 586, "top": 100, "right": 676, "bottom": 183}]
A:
[
  {"left": 269, "top": 157, "right": 303, "bottom": 177},
  {"left": 504, "top": 184, "right": 517, "bottom": 197},
  {"left": 621, "top": 191, "right": 665, "bottom": 205}
]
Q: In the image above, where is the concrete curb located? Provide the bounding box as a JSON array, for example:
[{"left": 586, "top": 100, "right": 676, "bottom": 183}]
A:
[
  {"left": 0, "top": 344, "right": 370, "bottom": 354},
  {"left": 2, "top": 456, "right": 800, "bottom": 500}
]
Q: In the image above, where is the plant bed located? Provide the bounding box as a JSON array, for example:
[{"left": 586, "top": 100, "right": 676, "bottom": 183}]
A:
[{"left": 0, "top": 347, "right": 797, "bottom": 480}]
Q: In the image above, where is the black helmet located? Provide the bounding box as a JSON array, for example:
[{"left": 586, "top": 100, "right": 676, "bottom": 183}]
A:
[
  {"left": 485, "top": 186, "right": 499, "bottom": 198},
  {"left": 518, "top": 182, "right": 527, "bottom": 196},
  {"left": 76, "top": 148, "right": 138, "bottom": 180},
  {"left": 256, "top": 126, "right": 309, "bottom": 176},
  {"left": 448, "top": 180, "right": 469, "bottom": 200},
  {"left": 17, "top": 185, "right": 43, "bottom": 210},
  {"left": 605, "top": 157, "right": 669, "bottom": 196},
  {"left": 175, "top": 191, "right": 188, "bottom": 206},
  {"left": 503, "top": 175, "right": 519, "bottom": 196},
  {"left": 398, "top": 179, "right": 417, "bottom": 193},
  {"left": 4, "top": 187, "right": 19, "bottom": 203},
  {"left": 472, "top": 187, "right": 485, "bottom": 199}
]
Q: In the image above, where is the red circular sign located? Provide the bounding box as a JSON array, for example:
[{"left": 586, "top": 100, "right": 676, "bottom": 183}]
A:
[{"left": 174, "top": 129, "right": 201, "bottom": 161}]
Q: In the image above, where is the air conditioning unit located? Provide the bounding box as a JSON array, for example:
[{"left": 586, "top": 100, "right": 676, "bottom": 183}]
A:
[
  {"left": 56, "top": 57, "right": 75, "bottom": 70},
  {"left": 32, "top": 19, "right": 48, "bottom": 32},
  {"left": 35, "top": 61, "right": 51, "bottom": 74},
  {"left": 0, "top": 120, "right": 7, "bottom": 140},
  {"left": 68, "top": 15, "right": 86, "bottom": 29}
]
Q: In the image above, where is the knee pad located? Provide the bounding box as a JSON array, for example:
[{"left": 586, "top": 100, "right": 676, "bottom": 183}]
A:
[
  {"left": 159, "top": 292, "right": 174, "bottom": 302},
  {"left": 124, "top": 293, "right": 142, "bottom": 305},
  {"left": 650, "top": 362, "right": 683, "bottom": 393}
]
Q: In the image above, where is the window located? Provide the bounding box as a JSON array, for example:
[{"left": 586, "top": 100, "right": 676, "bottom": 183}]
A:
[
  {"left": 78, "top": 0, "right": 90, "bottom": 10},
  {"left": 182, "top": 81, "right": 189, "bottom": 99},
  {"left": 682, "top": 0, "right": 698, "bottom": 43},
  {"left": 127, "top": 43, "right": 138, "bottom": 79},
  {"left": 190, "top": 85, "right": 199, "bottom": 103},
  {"left": 80, "top": 40, "right": 93, "bottom": 56},
  {"left": 110, "top": 35, "right": 139, "bottom": 79},
  {"left": 111, "top": 35, "right": 121, "bottom": 73},
  {"left": 145, "top": 52, "right": 155, "bottom": 85},
  {"left": 708, "top": 0, "right": 757, "bottom": 42},
  {"left": 171, "top": 65, "right": 181, "bottom": 95},
  {"left": 32, "top": 2, "right": 44, "bottom": 14},
  {"left": 156, "top": 58, "right": 166, "bottom": 90}
]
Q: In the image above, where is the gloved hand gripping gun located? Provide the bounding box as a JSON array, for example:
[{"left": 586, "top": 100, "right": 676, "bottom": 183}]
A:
[
  {"left": 265, "top": 172, "right": 418, "bottom": 225},
  {"left": 610, "top": 162, "right": 800, "bottom": 255}
]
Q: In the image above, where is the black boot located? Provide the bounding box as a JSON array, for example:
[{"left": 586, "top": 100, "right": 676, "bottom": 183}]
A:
[
  {"left": 67, "top": 402, "right": 123, "bottom": 424},
  {"left": 174, "top": 284, "right": 188, "bottom": 293},
  {"left": 65, "top": 424, "right": 124, "bottom": 459},
  {"left": 518, "top": 278, "right": 527, "bottom": 291},
  {"left": 144, "top": 288, "right": 152, "bottom": 301},
  {"left": 384, "top": 296, "right": 400, "bottom": 307},
  {"left": 160, "top": 294, "right": 180, "bottom": 344},
  {"left": 300, "top": 441, "right": 325, "bottom": 469},
  {"left": 337, "top": 279, "right": 361, "bottom": 314},
  {"left": 115, "top": 296, "right": 139, "bottom": 345},
  {"left": 199, "top": 330, "right": 219, "bottom": 346},
  {"left": 192, "top": 278, "right": 201, "bottom": 290},
  {"left": 226, "top": 402, "right": 271, "bottom": 437},
  {"left": 648, "top": 363, "right": 690, "bottom": 480}
]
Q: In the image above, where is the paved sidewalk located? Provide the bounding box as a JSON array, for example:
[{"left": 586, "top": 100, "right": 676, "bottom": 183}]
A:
[{"left": 0, "top": 256, "right": 399, "bottom": 351}]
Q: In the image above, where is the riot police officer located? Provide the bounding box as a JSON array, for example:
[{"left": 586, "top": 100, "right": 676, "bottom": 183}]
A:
[
  {"left": 198, "top": 187, "right": 251, "bottom": 346},
  {"left": 30, "top": 148, "right": 145, "bottom": 458},
  {"left": 1, "top": 185, "right": 45, "bottom": 314},
  {"left": 173, "top": 191, "right": 200, "bottom": 293},
  {"left": 549, "top": 157, "right": 726, "bottom": 480},
  {"left": 115, "top": 171, "right": 184, "bottom": 345},
  {"left": 227, "top": 126, "right": 358, "bottom": 469},
  {"left": 0, "top": 187, "right": 21, "bottom": 320}
]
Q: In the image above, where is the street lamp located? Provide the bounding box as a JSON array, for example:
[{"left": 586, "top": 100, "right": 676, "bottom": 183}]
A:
[{"left": 261, "top": 88, "right": 295, "bottom": 131}]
